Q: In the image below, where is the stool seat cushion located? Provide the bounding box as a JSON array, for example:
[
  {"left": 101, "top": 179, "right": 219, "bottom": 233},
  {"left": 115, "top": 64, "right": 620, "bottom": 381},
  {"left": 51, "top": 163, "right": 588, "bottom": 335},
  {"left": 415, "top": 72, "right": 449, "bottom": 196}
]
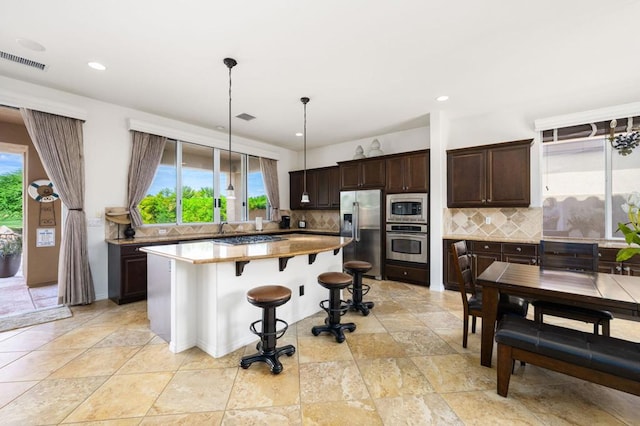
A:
[
  {"left": 318, "top": 272, "right": 353, "bottom": 288},
  {"left": 343, "top": 260, "right": 373, "bottom": 273},
  {"left": 246, "top": 285, "right": 292, "bottom": 307}
]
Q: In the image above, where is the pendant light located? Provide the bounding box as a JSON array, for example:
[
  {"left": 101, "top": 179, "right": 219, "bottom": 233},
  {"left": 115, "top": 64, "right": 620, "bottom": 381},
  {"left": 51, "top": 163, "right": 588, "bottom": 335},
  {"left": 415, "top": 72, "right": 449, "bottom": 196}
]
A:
[
  {"left": 224, "top": 57, "right": 237, "bottom": 199},
  {"left": 300, "top": 96, "right": 310, "bottom": 204}
]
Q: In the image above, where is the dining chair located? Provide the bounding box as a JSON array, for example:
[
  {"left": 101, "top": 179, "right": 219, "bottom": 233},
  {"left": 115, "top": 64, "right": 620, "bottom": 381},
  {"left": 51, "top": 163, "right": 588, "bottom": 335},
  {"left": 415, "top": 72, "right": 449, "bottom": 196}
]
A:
[
  {"left": 451, "top": 241, "right": 529, "bottom": 348},
  {"left": 534, "top": 240, "right": 612, "bottom": 335}
]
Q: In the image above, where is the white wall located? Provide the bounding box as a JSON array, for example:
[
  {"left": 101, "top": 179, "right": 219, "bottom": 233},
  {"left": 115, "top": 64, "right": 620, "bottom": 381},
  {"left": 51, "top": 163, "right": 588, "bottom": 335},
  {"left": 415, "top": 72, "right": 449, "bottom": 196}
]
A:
[{"left": 0, "top": 76, "right": 297, "bottom": 301}]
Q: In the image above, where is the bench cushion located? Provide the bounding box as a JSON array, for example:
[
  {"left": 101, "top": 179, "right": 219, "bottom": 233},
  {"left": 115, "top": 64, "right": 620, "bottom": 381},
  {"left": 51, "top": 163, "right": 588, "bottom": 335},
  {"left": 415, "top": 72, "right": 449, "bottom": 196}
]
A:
[
  {"left": 533, "top": 300, "right": 613, "bottom": 320},
  {"left": 495, "top": 315, "right": 640, "bottom": 380}
]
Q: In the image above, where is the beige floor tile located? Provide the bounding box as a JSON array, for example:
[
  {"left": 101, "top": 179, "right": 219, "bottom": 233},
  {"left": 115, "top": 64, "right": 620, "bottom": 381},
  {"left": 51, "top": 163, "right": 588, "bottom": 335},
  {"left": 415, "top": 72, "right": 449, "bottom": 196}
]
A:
[
  {"left": 297, "top": 335, "right": 354, "bottom": 364},
  {"left": 0, "top": 351, "right": 27, "bottom": 368},
  {"left": 443, "top": 389, "right": 544, "bottom": 425},
  {"left": 149, "top": 368, "right": 237, "bottom": 415},
  {"left": 48, "top": 346, "right": 141, "bottom": 378},
  {"left": 0, "top": 376, "right": 107, "bottom": 424},
  {"left": 0, "top": 348, "right": 85, "bottom": 381},
  {"left": 301, "top": 399, "right": 382, "bottom": 425},
  {"left": 180, "top": 346, "right": 245, "bottom": 370},
  {"left": 367, "top": 299, "right": 408, "bottom": 315},
  {"left": 116, "top": 343, "right": 188, "bottom": 374},
  {"left": 344, "top": 312, "right": 387, "bottom": 333},
  {"left": 222, "top": 405, "right": 301, "bottom": 425},
  {"left": 374, "top": 394, "right": 464, "bottom": 425},
  {"left": 578, "top": 382, "right": 640, "bottom": 424},
  {"left": 93, "top": 327, "right": 156, "bottom": 347},
  {"left": 65, "top": 419, "right": 142, "bottom": 425},
  {"left": 356, "top": 357, "right": 434, "bottom": 398},
  {"left": 346, "top": 333, "right": 406, "bottom": 359},
  {"left": 390, "top": 329, "right": 457, "bottom": 357},
  {"left": 38, "top": 325, "right": 119, "bottom": 350},
  {"left": 415, "top": 310, "right": 464, "bottom": 329},
  {"left": 64, "top": 372, "right": 173, "bottom": 422},
  {"left": 0, "top": 380, "right": 37, "bottom": 408},
  {"left": 299, "top": 360, "right": 369, "bottom": 404},
  {"left": 411, "top": 353, "right": 496, "bottom": 393},
  {"left": 510, "top": 383, "right": 628, "bottom": 425},
  {"left": 375, "top": 312, "right": 426, "bottom": 332},
  {"left": 0, "top": 328, "right": 61, "bottom": 351},
  {"left": 430, "top": 326, "right": 482, "bottom": 355},
  {"left": 140, "top": 411, "right": 223, "bottom": 425},
  {"left": 227, "top": 364, "right": 300, "bottom": 409}
]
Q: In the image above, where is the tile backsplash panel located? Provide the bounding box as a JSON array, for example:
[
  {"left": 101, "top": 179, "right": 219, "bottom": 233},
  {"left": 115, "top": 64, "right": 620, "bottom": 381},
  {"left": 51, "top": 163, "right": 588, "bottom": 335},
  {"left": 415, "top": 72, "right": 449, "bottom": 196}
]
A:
[
  {"left": 289, "top": 210, "right": 340, "bottom": 232},
  {"left": 444, "top": 207, "right": 542, "bottom": 240}
]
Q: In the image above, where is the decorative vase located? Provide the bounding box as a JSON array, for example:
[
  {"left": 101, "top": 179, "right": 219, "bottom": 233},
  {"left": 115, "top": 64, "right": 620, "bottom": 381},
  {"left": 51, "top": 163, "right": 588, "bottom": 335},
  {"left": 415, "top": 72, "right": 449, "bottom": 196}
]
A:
[
  {"left": 368, "top": 139, "right": 383, "bottom": 156},
  {"left": 353, "top": 145, "right": 366, "bottom": 159},
  {"left": 0, "top": 254, "right": 21, "bottom": 278},
  {"left": 124, "top": 225, "right": 136, "bottom": 239}
]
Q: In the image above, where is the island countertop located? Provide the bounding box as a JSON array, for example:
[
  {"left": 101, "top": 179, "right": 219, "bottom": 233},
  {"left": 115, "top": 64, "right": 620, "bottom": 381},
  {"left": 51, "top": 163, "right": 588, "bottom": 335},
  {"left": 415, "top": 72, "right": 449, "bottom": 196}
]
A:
[{"left": 140, "top": 233, "right": 352, "bottom": 264}]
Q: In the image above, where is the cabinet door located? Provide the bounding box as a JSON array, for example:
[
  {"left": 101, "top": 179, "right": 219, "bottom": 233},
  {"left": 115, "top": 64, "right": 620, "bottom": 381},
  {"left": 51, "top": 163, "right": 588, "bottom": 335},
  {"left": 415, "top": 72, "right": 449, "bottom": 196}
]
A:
[
  {"left": 329, "top": 166, "right": 341, "bottom": 208},
  {"left": 315, "top": 168, "right": 331, "bottom": 209},
  {"left": 473, "top": 253, "right": 501, "bottom": 281},
  {"left": 623, "top": 257, "right": 640, "bottom": 276},
  {"left": 404, "top": 152, "right": 429, "bottom": 192},
  {"left": 121, "top": 254, "right": 148, "bottom": 301},
  {"left": 447, "top": 150, "right": 486, "bottom": 207},
  {"left": 289, "top": 170, "right": 304, "bottom": 210},
  {"left": 486, "top": 143, "right": 530, "bottom": 206},
  {"left": 360, "top": 158, "right": 386, "bottom": 188},
  {"left": 340, "top": 163, "right": 361, "bottom": 190},
  {"left": 385, "top": 157, "right": 405, "bottom": 193},
  {"left": 443, "top": 239, "right": 462, "bottom": 290}
]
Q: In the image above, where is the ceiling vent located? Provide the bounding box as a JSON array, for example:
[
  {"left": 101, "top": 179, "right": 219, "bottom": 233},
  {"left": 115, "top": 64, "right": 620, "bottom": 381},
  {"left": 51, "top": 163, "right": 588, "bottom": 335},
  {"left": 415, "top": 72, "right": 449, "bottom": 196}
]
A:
[
  {"left": 236, "top": 113, "right": 256, "bottom": 121},
  {"left": 0, "top": 50, "right": 47, "bottom": 71}
]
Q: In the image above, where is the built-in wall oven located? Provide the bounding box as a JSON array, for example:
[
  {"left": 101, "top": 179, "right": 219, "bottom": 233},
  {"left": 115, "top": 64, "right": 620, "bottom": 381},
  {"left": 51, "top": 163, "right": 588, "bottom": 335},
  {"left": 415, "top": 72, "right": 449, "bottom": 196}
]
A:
[{"left": 386, "top": 223, "right": 428, "bottom": 264}]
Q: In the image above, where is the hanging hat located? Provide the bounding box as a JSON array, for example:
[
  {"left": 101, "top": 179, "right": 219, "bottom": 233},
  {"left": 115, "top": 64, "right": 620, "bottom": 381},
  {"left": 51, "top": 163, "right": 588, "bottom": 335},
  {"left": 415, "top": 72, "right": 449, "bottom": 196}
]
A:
[{"left": 105, "top": 207, "right": 131, "bottom": 225}]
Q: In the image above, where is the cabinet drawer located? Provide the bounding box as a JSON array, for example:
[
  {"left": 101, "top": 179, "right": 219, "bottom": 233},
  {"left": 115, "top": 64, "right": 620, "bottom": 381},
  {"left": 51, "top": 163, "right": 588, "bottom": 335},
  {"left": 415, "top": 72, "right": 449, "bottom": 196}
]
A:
[
  {"left": 470, "top": 241, "right": 501, "bottom": 254},
  {"left": 385, "top": 263, "right": 428, "bottom": 285},
  {"left": 502, "top": 243, "right": 536, "bottom": 257},
  {"left": 120, "top": 244, "right": 145, "bottom": 256},
  {"left": 597, "top": 248, "right": 619, "bottom": 263}
]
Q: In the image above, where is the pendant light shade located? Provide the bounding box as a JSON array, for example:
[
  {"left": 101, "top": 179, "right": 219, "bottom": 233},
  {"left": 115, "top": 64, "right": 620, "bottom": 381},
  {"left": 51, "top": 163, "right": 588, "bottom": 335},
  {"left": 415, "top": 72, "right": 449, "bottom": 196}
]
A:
[
  {"left": 224, "top": 57, "right": 237, "bottom": 199},
  {"left": 300, "top": 97, "right": 310, "bottom": 204}
]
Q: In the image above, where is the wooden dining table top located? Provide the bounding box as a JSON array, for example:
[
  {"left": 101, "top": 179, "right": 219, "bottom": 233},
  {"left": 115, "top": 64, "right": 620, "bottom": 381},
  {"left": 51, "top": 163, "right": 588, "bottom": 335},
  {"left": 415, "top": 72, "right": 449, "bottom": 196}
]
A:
[{"left": 476, "top": 261, "right": 640, "bottom": 367}]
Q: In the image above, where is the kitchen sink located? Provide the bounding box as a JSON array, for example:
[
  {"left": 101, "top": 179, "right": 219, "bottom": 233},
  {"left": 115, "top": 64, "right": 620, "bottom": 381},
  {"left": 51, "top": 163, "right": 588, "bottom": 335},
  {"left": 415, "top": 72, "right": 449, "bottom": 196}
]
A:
[{"left": 211, "top": 235, "right": 286, "bottom": 245}]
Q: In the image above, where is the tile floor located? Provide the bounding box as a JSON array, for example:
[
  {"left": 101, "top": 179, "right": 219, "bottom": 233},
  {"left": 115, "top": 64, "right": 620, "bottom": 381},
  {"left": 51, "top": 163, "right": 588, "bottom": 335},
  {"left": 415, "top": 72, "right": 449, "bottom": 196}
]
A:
[{"left": 0, "top": 278, "right": 638, "bottom": 425}]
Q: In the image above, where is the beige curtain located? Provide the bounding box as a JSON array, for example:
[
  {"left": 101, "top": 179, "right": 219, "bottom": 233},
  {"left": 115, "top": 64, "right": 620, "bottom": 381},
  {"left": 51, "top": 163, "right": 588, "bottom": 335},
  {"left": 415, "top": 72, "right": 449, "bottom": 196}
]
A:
[
  {"left": 20, "top": 108, "right": 95, "bottom": 306},
  {"left": 259, "top": 157, "right": 280, "bottom": 221},
  {"left": 127, "top": 131, "right": 167, "bottom": 227}
]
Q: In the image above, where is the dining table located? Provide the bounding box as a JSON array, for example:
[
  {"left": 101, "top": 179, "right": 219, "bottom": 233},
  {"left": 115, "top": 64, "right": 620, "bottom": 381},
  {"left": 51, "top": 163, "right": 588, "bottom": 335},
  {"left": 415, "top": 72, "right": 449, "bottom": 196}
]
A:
[{"left": 476, "top": 261, "right": 640, "bottom": 367}]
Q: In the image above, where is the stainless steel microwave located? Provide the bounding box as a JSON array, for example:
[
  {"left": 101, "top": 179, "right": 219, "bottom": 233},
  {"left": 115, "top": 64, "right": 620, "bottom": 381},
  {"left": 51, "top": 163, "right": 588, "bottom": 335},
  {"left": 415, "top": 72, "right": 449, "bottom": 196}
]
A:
[{"left": 386, "top": 193, "right": 428, "bottom": 223}]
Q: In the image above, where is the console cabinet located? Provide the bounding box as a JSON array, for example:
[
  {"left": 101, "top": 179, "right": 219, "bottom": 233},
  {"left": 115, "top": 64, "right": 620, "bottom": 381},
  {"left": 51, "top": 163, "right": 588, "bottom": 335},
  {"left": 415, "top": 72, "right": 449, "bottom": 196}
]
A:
[
  {"left": 447, "top": 139, "right": 532, "bottom": 208},
  {"left": 386, "top": 151, "right": 429, "bottom": 193},
  {"left": 443, "top": 239, "right": 538, "bottom": 291},
  {"left": 108, "top": 243, "right": 154, "bottom": 304},
  {"left": 597, "top": 247, "right": 640, "bottom": 276},
  {"left": 385, "top": 260, "right": 429, "bottom": 286}
]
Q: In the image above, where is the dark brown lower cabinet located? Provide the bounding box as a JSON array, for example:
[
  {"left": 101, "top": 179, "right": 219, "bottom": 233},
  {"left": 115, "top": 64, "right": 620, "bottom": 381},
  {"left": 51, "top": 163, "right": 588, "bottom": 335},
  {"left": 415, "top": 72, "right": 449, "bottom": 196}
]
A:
[
  {"left": 108, "top": 243, "right": 151, "bottom": 305},
  {"left": 385, "top": 261, "right": 429, "bottom": 286}
]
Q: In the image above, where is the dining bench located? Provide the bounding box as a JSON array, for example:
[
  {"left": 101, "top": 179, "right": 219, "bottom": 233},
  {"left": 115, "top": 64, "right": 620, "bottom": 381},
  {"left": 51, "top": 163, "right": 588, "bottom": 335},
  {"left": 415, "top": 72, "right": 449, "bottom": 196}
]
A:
[{"left": 494, "top": 315, "right": 640, "bottom": 397}]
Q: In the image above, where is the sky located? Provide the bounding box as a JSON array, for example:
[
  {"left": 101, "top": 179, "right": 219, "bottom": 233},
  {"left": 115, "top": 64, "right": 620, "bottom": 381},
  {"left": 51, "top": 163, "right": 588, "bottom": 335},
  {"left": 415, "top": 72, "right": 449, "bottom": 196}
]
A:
[
  {"left": 0, "top": 153, "right": 23, "bottom": 175},
  {"left": 148, "top": 165, "right": 265, "bottom": 197}
]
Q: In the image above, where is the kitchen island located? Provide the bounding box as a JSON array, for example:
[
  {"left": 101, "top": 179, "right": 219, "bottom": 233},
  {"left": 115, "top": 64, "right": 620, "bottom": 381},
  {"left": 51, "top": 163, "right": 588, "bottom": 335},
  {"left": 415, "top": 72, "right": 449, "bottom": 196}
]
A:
[{"left": 140, "top": 234, "right": 351, "bottom": 358}]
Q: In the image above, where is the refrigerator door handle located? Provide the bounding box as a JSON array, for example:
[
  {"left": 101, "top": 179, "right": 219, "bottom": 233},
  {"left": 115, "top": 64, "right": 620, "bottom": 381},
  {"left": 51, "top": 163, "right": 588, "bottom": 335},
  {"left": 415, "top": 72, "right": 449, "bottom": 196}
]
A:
[{"left": 353, "top": 202, "right": 360, "bottom": 242}]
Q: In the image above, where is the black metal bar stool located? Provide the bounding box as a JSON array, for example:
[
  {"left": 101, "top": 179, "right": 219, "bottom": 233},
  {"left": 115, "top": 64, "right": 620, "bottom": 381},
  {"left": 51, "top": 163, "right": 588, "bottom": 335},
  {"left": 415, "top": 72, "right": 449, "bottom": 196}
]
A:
[
  {"left": 311, "top": 272, "right": 356, "bottom": 343},
  {"left": 240, "top": 285, "right": 296, "bottom": 374},
  {"left": 343, "top": 260, "right": 374, "bottom": 316}
]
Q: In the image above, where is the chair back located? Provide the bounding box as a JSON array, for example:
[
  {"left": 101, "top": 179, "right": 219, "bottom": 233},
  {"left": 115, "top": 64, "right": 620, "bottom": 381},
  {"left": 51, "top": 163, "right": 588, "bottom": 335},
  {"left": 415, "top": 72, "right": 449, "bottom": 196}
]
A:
[
  {"left": 451, "top": 241, "right": 477, "bottom": 305},
  {"left": 539, "top": 240, "right": 598, "bottom": 272}
]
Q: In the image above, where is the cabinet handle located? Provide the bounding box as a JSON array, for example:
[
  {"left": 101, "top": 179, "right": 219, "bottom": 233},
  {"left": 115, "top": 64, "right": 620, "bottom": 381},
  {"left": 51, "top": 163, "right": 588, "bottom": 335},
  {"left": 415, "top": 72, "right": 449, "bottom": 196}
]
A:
[
  {"left": 530, "top": 258, "right": 536, "bottom": 264},
  {"left": 403, "top": 271, "right": 408, "bottom": 275},
  {"left": 484, "top": 245, "right": 489, "bottom": 249},
  {"left": 598, "top": 252, "right": 602, "bottom": 257},
  {"left": 487, "top": 199, "right": 491, "bottom": 202},
  {"left": 616, "top": 265, "right": 622, "bottom": 272},
  {"left": 482, "top": 199, "right": 486, "bottom": 203},
  {"left": 516, "top": 247, "right": 522, "bottom": 252},
  {"left": 624, "top": 266, "right": 631, "bottom": 274}
]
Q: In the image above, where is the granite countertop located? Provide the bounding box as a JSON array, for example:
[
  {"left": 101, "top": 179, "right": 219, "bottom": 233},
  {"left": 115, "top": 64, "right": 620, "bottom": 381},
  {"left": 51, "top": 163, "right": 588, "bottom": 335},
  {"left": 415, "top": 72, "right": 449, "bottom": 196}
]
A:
[
  {"left": 107, "top": 228, "right": 339, "bottom": 245},
  {"left": 139, "top": 233, "right": 352, "bottom": 264},
  {"left": 442, "top": 234, "right": 629, "bottom": 249}
]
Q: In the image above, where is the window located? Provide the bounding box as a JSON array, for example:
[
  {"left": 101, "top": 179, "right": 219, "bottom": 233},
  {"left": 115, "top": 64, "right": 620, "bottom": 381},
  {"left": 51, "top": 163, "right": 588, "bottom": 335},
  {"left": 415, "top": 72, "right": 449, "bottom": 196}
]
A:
[
  {"left": 542, "top": 120, "right": 640, "bottom": 240},
  {"left": 141, "top": 140, "right": 272, "bottom": 225}
]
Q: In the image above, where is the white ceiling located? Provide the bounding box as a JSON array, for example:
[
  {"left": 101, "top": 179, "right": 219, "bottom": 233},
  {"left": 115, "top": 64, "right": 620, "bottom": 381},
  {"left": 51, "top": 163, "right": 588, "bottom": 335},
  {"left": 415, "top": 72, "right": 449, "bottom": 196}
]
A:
[{"left": 1, "top": 0, "right": 639, "bottom": 150}]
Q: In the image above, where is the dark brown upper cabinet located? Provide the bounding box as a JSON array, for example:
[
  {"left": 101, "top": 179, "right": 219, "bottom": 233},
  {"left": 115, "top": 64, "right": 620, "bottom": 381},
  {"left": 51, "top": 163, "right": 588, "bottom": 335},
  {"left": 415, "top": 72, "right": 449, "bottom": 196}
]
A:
[
  {"left": 447, "top": 139, "right": 532, "bottom": 208},
  {"left": 289, "top": 166, "right": 339, "bottom": 210},
  {"left": 338, "top": 157, "right": 386, "bottom": 190},
  {"left": 386, "top": 151, "right": 429, "bottom": 193}
]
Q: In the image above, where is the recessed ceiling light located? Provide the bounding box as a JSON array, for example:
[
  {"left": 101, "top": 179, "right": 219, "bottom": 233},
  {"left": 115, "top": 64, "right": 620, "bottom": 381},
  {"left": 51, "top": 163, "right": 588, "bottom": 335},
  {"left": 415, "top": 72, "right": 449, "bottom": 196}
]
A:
[
  {"left": 295, "top": 132, "right": 303, "bottom": 137},
  {"left": 436, "top": 95, "right": 449, "bottom": 102},
  {"left": 88, "top": 61, "right": 106, "bottom": 71},
  {"left": 16, "top": 38, "right": 46, "bottom": 52}
]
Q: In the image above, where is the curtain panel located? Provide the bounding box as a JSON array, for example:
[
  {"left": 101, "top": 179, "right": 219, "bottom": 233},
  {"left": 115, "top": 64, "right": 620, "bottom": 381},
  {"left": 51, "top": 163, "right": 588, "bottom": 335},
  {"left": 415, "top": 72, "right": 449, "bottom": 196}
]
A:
[
  {"left": 20, "top": 108, "right": 95, "bottom": 305},
  {"left": 259, "top": 157, "right": 280, "bottom": 221},
  {"left": 127, "top": 131, "right": 167, "bottom": 227}
]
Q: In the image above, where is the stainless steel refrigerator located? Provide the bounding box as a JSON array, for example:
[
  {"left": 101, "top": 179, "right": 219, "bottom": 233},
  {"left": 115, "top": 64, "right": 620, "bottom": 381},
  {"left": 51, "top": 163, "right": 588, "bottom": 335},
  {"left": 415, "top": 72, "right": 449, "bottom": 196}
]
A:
[{"left": 340, "top": 189, "right": 382, "bottom": 279}]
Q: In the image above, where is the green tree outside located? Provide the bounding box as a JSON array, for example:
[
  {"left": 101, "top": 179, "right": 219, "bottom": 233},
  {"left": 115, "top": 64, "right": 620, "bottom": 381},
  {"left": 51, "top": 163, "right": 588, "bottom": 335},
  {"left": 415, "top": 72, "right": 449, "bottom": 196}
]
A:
[{"left": 0, "top": 170, "right": 23, "bottom": 229}]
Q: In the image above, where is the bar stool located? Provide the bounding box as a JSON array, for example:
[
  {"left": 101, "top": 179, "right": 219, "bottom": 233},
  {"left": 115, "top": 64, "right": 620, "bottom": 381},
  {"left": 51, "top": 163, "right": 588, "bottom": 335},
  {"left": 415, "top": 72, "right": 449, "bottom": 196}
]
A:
[
  {"left": 312, "top": 272, "right": 356, "bottom": 343},
  {"left": 343, "top": 260, "right": 374, "bottom": 316},
  {"left": 240, "top": 285, "right": 295, "bottom": 374}
]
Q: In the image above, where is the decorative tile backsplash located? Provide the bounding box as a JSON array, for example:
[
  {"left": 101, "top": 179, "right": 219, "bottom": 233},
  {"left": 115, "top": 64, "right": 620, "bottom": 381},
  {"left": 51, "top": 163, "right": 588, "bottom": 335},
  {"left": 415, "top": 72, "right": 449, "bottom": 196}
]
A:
[
  {"left": 289, "top": 210, "right": 340, "bottom": 232},
  {"left": 444, "top": 207, "right": 542, "bottom": 240}
]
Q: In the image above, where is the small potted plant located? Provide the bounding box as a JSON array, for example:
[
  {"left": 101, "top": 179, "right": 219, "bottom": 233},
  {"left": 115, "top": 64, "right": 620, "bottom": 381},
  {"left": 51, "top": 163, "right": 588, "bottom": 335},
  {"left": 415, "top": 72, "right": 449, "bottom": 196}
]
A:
[
  {"left": 616, "top": 191, "right": 640, "bottom": 262},
  {"left": 0, "top": 228, "right": 22, "bottom": 278}
]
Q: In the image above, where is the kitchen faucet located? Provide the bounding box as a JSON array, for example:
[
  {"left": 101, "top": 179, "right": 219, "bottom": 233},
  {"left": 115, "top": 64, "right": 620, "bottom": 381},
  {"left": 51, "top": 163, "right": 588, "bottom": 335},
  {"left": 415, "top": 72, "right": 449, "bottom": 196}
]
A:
[{"left": 218, "top": 221, "right": 228, "bottom": 234}]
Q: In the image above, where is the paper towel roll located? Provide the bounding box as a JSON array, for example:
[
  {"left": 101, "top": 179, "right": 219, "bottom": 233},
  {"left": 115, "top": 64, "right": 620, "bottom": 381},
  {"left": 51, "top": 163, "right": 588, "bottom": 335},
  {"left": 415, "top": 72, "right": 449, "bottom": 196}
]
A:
[{"left": 255, "top": 217, "right": 263, "bottom": 231}]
